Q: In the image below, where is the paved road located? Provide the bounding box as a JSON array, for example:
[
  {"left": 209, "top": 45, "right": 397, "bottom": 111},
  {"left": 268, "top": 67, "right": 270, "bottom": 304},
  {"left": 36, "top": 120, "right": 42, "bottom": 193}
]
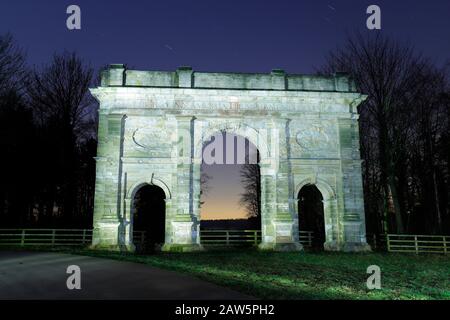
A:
[{"left": 0, "top": 251, "right": 252, "bottom": 300}]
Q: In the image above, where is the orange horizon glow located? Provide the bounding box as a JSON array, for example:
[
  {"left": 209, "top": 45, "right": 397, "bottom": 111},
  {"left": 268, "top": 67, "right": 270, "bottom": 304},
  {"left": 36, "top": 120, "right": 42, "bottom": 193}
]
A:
[
  {"left": 200, "top": 163, "right": 248, "bottom": 220},
  {"left": 200, "top": 133, "right": 256, "bottom": 220}
]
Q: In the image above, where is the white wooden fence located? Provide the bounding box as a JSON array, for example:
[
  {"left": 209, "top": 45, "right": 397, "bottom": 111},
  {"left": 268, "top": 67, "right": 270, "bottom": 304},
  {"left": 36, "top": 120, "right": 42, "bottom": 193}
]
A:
[
  {"left": 1, "top": 229, "right": 447, "bottom": 254},
  {"left": 0, "top": 228, "right": 313, "bottom": 247},
  {"left": 0, "top": 229, "right": 145, "bottom": 247},
  {"left": 200, "top": 230, "right": 314, "bottom": 247},
  {"left": 0, "top": 229, "right": 92, "bottom": 246},
  {"left": 386, "top": 234, "right": 450, "bottom": 254}
]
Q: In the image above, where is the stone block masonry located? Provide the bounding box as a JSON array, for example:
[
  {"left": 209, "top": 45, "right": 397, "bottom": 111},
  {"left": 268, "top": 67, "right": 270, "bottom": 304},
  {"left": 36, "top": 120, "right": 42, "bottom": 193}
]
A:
[{"left": 89, "top": 65, "right": 371, "bottom": 252}]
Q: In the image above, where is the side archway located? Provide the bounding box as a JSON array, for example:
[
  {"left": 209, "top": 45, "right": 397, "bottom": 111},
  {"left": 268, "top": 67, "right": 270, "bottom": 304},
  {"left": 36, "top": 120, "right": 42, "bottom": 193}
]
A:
[
  {"left": 126, "top": 177, "right": 172, "bottom": 201},
  {"left": 125, "top": 177, "right": 172, "bottom": 252},
  {"left": 294, "top": 177, "right": 338, "bottom": 249},
  {"left": 294, "top": 177, "right": 336, "bottom": 202}
]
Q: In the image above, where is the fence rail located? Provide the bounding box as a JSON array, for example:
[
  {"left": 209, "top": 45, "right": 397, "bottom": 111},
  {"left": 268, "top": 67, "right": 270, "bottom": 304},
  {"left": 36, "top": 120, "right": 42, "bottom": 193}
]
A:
[
  {"left": 200, "top": 229, "right": 261, "bottom": 246},
  {"left": 199, "top": 230, "right": 314, "bottom": 247},
  {"left": 0, "top": 229, "right": 93, "bottom": 246},
  {"left": 0, "top": 228, "right": 313, "bottom": 248},
  {"left": 1, "top": 229, "right": 447, "bottom": 254},
  {"left": 299, "top": 231, "right": 314, "bottom": 247},
  {"left": 386, "top": 234, "right": 450, "bottom": 254}
]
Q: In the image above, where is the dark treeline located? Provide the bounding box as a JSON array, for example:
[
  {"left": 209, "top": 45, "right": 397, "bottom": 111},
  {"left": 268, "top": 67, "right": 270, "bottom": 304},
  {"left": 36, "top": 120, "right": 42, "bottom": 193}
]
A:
[
  {"left": 0, "top": 34, "right": 97, "bottom": 228},
  {"left": 323, "top": 33, "right": 450, "bottom": 235},
  {"left": 1, "top": 32, "right": 449, "bottom": 235}
]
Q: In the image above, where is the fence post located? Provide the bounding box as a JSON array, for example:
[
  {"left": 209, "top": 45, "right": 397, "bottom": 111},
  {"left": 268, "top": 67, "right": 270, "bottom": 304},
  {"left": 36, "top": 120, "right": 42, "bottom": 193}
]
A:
[
  {"left": 414, "top": 235, "right": 419, "bottom": 254},
  {"left": 51, "top": 229, "right": 56, "bottom": 246},
  {"left": 443, "top": 236, "right": 447, "bottom": 254},
  {"left": 141, "top": 231, "right": 145, "bottom": 247},
  {"left": 372, "top": 234, "right": 377, "bottom": 250},
  {"left": 254, "top": 230, "right": 258, "bottom": 245},
  {"left": 226, "top": 231, "right": 229, "bottom": 245},
  {"left": 387, "top": 234, "right": 391, "bottom": 252},
  {"left": 82, "top": 229, "right": 87, "bottom": 244},
  {"left": 20, "top": 230, "right": 26, "bottom": 246},
  {"left": 308, "top": 232, "right": 312, "bottom": 247}
]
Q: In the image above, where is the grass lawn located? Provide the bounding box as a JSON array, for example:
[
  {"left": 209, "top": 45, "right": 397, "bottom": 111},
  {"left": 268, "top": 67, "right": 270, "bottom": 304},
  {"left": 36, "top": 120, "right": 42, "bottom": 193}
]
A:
[{"left": 61, "top": 247, "right": 449, "bottom": 300}]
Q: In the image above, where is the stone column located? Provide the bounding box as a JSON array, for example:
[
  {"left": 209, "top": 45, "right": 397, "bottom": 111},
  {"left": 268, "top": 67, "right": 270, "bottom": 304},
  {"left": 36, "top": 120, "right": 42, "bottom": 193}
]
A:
[
  {"left": 191, "top": 158, "right": 202, "bottom": 241},
  {"left": 162, "top": 116, "right": 203, "bottom": 252},
  {"left": 337, "top": 117, "right": 371, "bottom": 252},
  {"left": 323, "top": 197, "right": 341, "bottom": 251},
  {"left": 91, "top": 113, "right": 129, "bottom": 251},
  {"left": 259, "top": 118, "right": 302, "bottom": 251},
  {"left": 259, "top": 167, "right": 276, "bottom": 249},
  {"left": 121, "top": 196, "right": 134, "bottom": 250}
]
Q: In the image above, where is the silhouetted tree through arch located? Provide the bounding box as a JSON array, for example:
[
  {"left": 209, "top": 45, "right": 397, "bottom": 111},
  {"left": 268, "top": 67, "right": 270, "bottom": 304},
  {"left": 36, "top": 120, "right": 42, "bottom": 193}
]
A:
[{"left": 239, "top": 152, "right": 261, "bottom": 229}]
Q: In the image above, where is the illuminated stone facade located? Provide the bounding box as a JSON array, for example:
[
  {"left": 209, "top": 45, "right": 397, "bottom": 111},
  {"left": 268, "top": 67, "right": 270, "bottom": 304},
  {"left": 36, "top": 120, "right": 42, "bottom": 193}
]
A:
[{"left": 90, "top": 64, "right": 371, "bottom": 252}]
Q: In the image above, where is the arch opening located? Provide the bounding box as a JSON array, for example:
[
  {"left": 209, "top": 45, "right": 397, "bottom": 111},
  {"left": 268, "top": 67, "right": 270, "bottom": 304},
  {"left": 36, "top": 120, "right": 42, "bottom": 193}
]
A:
[
  {"left": 297, "top": 184, "right": 325, "bottom": 250},
  {"left": 200, "top": 132, "right": 261, "bottom": 243},
  {"left": 131, "top": 184, "right": 166, "bottom": 252}
]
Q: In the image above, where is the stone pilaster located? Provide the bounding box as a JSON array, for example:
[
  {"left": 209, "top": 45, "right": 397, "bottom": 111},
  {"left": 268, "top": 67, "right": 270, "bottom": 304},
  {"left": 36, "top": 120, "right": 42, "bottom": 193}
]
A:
[
  {"left": 162, "top": 116, "right": 203, "bottom": 252},
  {"left": 337, "top": 117, "right": 371, "bottom": 252},
  {"left": 259, "top": 118, "right": 302, "bottom": 251},
  {"left": 91, "top": 113, "right": 129, "bottom": 250},
  {"left": 323, "top": 197, "right": 341, "bottom": 251}
]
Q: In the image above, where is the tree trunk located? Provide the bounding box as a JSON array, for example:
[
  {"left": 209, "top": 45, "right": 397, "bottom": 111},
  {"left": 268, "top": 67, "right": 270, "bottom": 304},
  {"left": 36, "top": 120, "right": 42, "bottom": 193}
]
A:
[
  {"left": 432, "top": 168, "right": 442, "bottom": 233},
  {"left": 387, "top": 174, "right": 404, "bottom": 234}
]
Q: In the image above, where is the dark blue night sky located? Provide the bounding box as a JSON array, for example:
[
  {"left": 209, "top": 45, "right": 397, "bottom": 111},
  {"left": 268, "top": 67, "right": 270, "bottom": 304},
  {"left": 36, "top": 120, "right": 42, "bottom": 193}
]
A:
[
  {"left": 1, "top": 0, "right": 449, "bottom": 73},
  {"left": 1, "top": 0, "right": 448, "bottom": 219}
]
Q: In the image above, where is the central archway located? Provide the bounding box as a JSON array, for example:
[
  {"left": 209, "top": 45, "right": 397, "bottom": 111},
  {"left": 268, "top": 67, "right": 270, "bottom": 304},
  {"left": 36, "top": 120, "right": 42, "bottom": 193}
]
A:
[
  {"left": 200, "top": 132, "right": 261, "bottom": 245},
  {"left": 131, "top": 184, "right": 166, "bottom": 252}
]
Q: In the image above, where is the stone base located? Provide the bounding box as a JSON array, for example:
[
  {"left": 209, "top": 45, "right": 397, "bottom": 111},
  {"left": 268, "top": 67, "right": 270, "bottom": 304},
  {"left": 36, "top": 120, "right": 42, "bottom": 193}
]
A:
[
  {"left": 342, "top": 242, "right": 372, "bottom": 253},
  {"left": 161, "top": 243, "right": 205, "bottom": 253},
  {"left": 323, "top": 241, "right": 371, "bottom": 252},
  {"left": 258, "top": 242, "right": 303, "bottom": 252},
  {"left": 89, "top": 243, "right": 136, "bottom": 252},
  {"left": 323, "top": 241, "right": 340, "bottom": 251}
]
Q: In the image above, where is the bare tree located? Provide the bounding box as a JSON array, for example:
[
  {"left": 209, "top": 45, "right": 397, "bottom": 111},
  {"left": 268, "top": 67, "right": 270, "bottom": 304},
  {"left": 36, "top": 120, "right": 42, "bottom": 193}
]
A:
[
  {"left": 0, "top": 33, "right": 27, "bottom": 95},
  {"left": 322, "top": 32, "right": 449, "bottom": 234},
  {"left": 240, "top": 151, "right": 261, "bottom": 218},
  {"left": 239, "top": 164, "right": 260, "bottom": 218},
  {"left": 26, "top": 51, "right": 95, "bottom": 224},
  {"left": 0, "top": 33, "right": 32, "bottom": 227},
  {"left": 27, "top": 51, "right": 94, "bottom": 138},
  {"left": 407, "top": 66, "right": 449, "bottom": 233},
  {"left": 200, "top": 170, "right": 211, "bottom": 207}
]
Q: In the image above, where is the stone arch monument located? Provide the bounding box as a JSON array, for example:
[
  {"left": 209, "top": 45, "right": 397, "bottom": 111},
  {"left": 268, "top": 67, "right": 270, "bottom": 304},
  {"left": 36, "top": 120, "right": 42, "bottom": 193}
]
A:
[{"left": 90, "top": 64, "right": 371, "bottom": 252}]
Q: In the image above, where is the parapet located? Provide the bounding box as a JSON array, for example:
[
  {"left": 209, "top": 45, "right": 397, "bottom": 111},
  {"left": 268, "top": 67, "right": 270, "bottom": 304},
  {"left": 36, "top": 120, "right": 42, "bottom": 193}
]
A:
[{"left": 100, "top": 64, "right": 357, "bottom": 92}]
